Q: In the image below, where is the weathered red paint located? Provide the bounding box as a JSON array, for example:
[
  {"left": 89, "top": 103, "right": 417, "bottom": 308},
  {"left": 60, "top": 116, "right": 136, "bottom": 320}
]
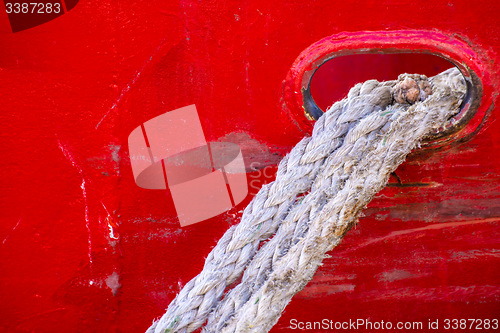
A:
[{"left": 0, "top": 1, "right": 499, "bottom": 332}]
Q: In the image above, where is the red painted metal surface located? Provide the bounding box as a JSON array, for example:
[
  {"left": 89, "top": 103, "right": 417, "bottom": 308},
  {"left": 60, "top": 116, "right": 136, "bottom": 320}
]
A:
[{"left": 1, "top": 1, "right": 499, "bottom": 332}]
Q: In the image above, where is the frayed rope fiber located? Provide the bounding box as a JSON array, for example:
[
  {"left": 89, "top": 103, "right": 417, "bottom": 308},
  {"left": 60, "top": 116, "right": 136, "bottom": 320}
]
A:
[{"left": 147, "top": 68, "right": 466, "bottom": 333}]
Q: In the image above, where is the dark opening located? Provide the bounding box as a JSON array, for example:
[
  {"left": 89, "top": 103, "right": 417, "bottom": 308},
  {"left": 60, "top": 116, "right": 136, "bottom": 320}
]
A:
[{"left": 309, "top": 53, "right": 456, "bottom": 112}]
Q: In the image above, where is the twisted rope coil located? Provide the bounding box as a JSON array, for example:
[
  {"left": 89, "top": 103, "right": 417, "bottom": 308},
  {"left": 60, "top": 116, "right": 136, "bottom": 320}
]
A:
[{"left": 148, "top": 68, "right": 466, "bottom": 333}]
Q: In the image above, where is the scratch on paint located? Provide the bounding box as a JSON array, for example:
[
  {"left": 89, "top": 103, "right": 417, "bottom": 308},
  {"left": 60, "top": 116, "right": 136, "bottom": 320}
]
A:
[
  {"left": 108, "top": 223, "right": 118, "bottom": 240},
  {"left": 345, "top": 217, "right": 500, "bottom": 254},
  {"left": 57, "top": 139, "right": 93, "bottom": 266},
  {"left": 9, "top": 307, "right": 67, "bottom": 326},
  {"left": 2, "top": 218, "right": 21, "bottom": 245},
  {"left": 95, "top": 38, "right": 168, "bottom": 129},
  {"left": 101, "top": 202, "right": 119, "bottom": 240}
]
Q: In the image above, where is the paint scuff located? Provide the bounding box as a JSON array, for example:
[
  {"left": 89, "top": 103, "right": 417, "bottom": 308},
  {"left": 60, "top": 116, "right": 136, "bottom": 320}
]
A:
[{"left": 105, "top": 272, "right": 121, "bottom": 296}]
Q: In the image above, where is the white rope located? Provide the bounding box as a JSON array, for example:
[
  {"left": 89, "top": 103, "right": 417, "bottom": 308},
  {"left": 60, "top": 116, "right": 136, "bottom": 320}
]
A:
[{"left": 148, "top": 68, "right": 466, "bottom": 333}]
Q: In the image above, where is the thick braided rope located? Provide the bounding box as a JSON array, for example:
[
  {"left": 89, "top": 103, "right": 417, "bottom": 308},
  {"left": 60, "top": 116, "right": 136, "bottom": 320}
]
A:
[
  {"left": 204, "top": 68, "right": 466, "bottom": 332},
  {"left": 148, "top": 68, "right": 465, "bottom": 333},
  {"left": 147, "top": 72, "right": 398, "bottom": 333}
]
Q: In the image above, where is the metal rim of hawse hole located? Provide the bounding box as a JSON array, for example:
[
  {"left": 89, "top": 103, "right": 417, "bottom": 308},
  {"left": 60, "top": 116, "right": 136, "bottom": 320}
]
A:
[
  {"left": 301, "top": 52, "right": 482, "bottom": 145},
  {"left": 281, "top": 30, "right": 493, "bottom": 149}
]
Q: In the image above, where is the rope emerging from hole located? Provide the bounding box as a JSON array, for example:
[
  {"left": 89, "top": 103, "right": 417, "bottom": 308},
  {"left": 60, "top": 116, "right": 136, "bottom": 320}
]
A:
[{"left": 147, "top": 68, "right": 466, "bottom": 333}]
